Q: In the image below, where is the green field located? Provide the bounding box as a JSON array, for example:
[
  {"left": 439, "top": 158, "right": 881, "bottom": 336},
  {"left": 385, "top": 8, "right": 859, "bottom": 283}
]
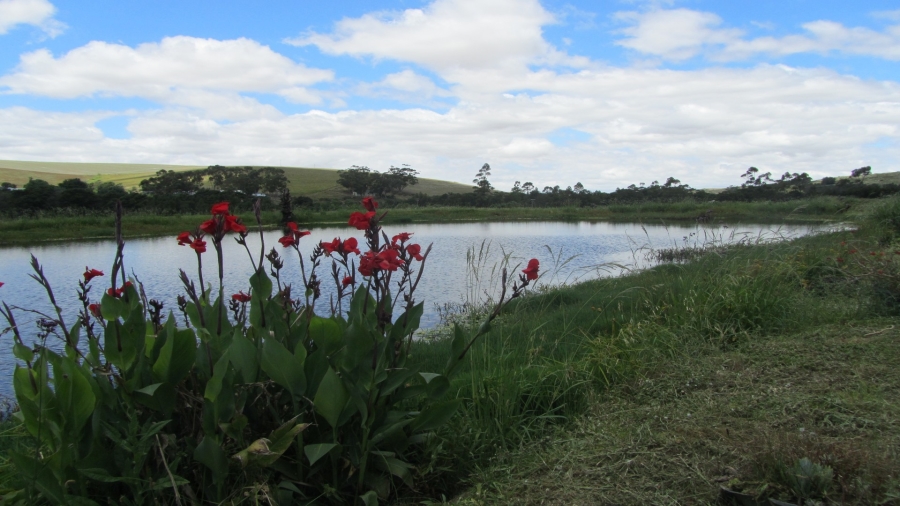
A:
[{"left": 0, "top": 159, "right": 473, "bottom": 197}]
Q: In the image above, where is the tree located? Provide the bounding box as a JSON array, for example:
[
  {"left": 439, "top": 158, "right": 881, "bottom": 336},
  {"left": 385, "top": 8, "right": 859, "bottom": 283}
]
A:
[
  {"left": 740, "top": 167, "right": 773, "bottom": 187},
  {"left": 337, "top": 166, "right": 376, "bottom": 195},
  {"left": 19, "top": 178, "right": 58, "bottom": 210},
  {"left": 511, "top": 181, "right": 523, "bottom": 194},
  {"left": 1, "top": 182, "right": 17, "bottom": 190},
  {"left": 521, "top": 182, "right": 535, "bottom": 194},
  {"left": 140, "top": 169, "right": 204, "bottom": 194},
  {"left": 58, "top": 178, "right": 96, "bottom": 208},
  {"left": 573, "top": 182, "right": 586, "bottom": 194},
  {"left": 850, "top": 166, "right": 872, "bottom": 179},
  {"left": 663, "top": 177, "right": 681, "bottom": 188},
  {"left": 473, "top": 163, "right": 493, "bottom": 195},
  {"left": 381, "top": 165, "right": 419, "bottom": 195}
]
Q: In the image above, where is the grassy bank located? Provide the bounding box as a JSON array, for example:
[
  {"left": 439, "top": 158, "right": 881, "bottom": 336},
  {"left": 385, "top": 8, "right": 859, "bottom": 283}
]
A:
[
  {"left": 0, "top": 197, "right": 855, "bottom": 245},
  {"left": 397, "top": 198, "right": 900, "bottom": 504}
]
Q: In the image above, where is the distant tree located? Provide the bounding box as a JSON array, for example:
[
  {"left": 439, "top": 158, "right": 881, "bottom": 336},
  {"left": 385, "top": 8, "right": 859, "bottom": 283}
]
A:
[
  {"left": 821, "top": 177, "right": 836, "bottom": 185},
  {"left": 511, "top": 181, "right": 523, "bottom": 194},
  {"left": 140, "top": 169, "right": 204, "bottom": 194},
  {"left": 258, "top": 167, "right": 289, "bottom": 193},
  {"left": 381, "top": 165, "right": 419, "bottom": 195},
  {"left": 473, "top": 163, "right": 493, "bottom": 195},
  {"left": 521, "top": 182, "right": 535, "bottom": 194},
  {"left": 19, "top": 178, "right": 58, "bottom": 210},
  {"left": 337, "top": 166, "right": 376, "bottom": 195},
  {"left": 850, "top": 166, "right": 872, "bottom": 179},
  {"left": 280, "top": 189, "right": 293, "bottom": 224},
  {"left": 573, "top": 182, "right": 586, "bottom": 193},
  {"left": 1, "top": 182, "right": 17, "bottom": 190},
  {"left": 57, "top": 178, "right": 96, "bottom": 208},
  {"left": 663, "top": 177, "right": 681, "bottom": 188},
  {"left": 740, "top": 167, "right": 773, "bottom": 187}
]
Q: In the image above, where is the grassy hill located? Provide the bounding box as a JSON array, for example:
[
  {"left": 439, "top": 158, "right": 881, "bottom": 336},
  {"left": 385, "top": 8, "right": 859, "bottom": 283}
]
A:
[{"left": 0, "top": 160, "right": 472, "bottom": 198}]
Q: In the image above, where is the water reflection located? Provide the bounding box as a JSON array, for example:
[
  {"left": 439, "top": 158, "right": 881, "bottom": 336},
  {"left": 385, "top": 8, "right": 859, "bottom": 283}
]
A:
[{"left": 0, "top": 220, "right": 825, "bottom": 398}]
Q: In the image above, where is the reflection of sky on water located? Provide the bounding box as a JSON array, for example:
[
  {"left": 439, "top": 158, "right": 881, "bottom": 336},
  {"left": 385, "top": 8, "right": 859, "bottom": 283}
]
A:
[{"left": 0, "top": 220, "right": 827, "bottom": 398}]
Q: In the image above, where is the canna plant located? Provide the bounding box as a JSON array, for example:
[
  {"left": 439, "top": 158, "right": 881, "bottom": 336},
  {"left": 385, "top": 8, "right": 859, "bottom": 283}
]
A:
[{"left": 0, "top": 197, "right": 539, "bottom": 505}]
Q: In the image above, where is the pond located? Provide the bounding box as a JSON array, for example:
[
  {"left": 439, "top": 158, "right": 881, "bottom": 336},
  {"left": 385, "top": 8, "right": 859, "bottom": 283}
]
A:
[{"left": 0, "top": 220, "right": 828, "bottom": 399}]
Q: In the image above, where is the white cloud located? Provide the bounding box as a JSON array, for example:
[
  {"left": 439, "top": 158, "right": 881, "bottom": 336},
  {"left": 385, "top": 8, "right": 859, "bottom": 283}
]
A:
[
  {"left": 3, "top": 64, "right": 898, "bottom": 191},
  {"left": 0, "top": 37, "right": 333, "bottom": 119},
  {"left": 0, "top": 0, "right": 65, "bottom": 37},
  {"left": 615, "top": 9, "right": 742, "bottom": 61},
  {"left": 615, "top": 8, "right": 900, "bottom": 62},
  {"left": 286, "top": 0, "right": 572, "bottom": 72},
  {"left": 356, "top": 70, "right": 452, "bottom": 103}
]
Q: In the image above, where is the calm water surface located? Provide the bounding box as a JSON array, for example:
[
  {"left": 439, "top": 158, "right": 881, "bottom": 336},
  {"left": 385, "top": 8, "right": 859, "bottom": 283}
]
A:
[{"left": 0, "top": 221, "right": 824, "bottom": 398}]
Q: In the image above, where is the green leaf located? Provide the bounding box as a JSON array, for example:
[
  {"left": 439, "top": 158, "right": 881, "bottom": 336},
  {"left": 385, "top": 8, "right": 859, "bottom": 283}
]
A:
[
  {"left": 54, "top": 356, "right": 96, "bottom": 436},
  {"left": 371, "top": 456, "right": 414, "bottom": 485},
  {"left": 204, "top": 353, "right": 230, "bottom": 402},
  {"left": 424, "top": 375, "right": 450, "bottom": 399},
  {"left": 304, "top": 443, "right": 339, "bottom": 466},
  {"left": 99, "top": 292, "right": 123, "bottom": 321},
  {"left": 136, "top": 383, "right": 163, "bottom": 396},
  {"left": 260, "top": 337, "right": 306, "bottom": 396},
  {"left": 308, "top": 316, "right": 343, "bottom": 356},
  {"left": 194, "top": 436, "right": 229, "bottom": 486},
  {"left": 410, "top": 399, "right": 462, "bottom": 432},
  {"left": 13, "top": 343, "right": 33, "bottom": 362},
  {"left": 359, "top": 490, "right": 379, "bottom": 506},
  {"left": 229, "top": 330, "right": 259, "bottom": 382},
  {"left": 152, "top": 316, "right": 197, "bottom": 384},
  {"left": 314, "top": 367, "right": 350, "bottom": 429},
  {"left": 390, "top": 302, "right": 424, "bottom": 341}
]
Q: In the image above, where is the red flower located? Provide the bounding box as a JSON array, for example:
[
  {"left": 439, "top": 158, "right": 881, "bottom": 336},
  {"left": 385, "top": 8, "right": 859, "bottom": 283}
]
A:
[
  {"left": 342, "top": 237, "right": 360, "bottom": 255},
  {"left": 870, "top": 252, "right": 877, "bottom": 256},
  {"left": 0, "top": 282, "right": 4, "bottom": 288},
  {"left": 225, "top": 214, "right": 247, "bottom": 234},
  {"left": 392, "top": 232, "right": 412, "bottom": 244},
  {"left": 285, "top": 222, "right": 310, "bottom": 240},
  {"left": 362, "top": 197, "right": 378, "bottom": 212},
  {"left": 358, "top": 251, "right": 377, "bottom": 276},
  {"left": 375, "top": 248, "right": 403, "bottom": 271},
  {"left": 190, "top": 238, "right": 207, "bottom": 253},
  {"left": 522, "top": 258, "right": 540, "bottom": 280},
  {"left": 83, "top": 268, "right": 104, "bottom": 282},
  {"left": 321, "top": 238, "right": 341, "bottom": 255},
  {"left": 231, "top": 291, "right": 251, "bottom": 303},
  {"left": 199, "top": 219, "right": 217, "bottom": 235},
  {"left": 211, "top": 202, "right": 229, "bottom": 215},
  {"left": 177, "top": 231, "right": 192, "bottom": 246},
  {"left": 837, "top": 257, "right": 845, "bottom": 263},
  {"left": 348, "top": 211, "right": 376, "bottom": 230},
  {"left": 279, "top": 235, "right": 296, "bottom": 247},
  {"left": 849, "top": 249, "right": 857, "bottom": 254},
  {"left": 342, "top": 276, "right": 353, "bottom": 286},
  {"left": 107, "top": 282, "right": 133, "bottom": 298},
  {"left": 407, "top": 243, "right": 424, "bottom": 261},
  {"left": 88, "top": 303, "right": 101, "bottom": 318}
]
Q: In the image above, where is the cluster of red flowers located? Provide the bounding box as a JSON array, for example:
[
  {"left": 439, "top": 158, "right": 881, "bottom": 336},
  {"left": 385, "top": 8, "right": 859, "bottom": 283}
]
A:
[
  {"left": 175, "top": 202, "right": 247, "bottom": 253},
  {"left": 321, "top": 237, "right": 360, "bottom": 256},
  {"left": 107, "top": 281, "right": 133, "bottom": 298},
  {"left": 177, "top": 231, "right": 207, "bottom": 253},
  {"left": 279, "top": 222, "right": 311, "bottom": 247},
  {"left": 358, "top": 248, "right": 404, "bottom": 276},
  {"left": 348, "top": 197, "right": 379, "bottom": 231}
]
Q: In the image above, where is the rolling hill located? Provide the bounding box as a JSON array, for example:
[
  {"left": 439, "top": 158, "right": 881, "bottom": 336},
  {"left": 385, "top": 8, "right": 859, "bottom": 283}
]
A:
[{"left": 0, "top": 160, "right": 472, "bottom": 198}]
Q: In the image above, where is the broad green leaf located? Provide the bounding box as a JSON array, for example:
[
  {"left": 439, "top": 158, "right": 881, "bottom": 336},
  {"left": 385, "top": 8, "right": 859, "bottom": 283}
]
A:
[
  {"left": 389, "top": 302, "right": 424, "bottom": 341},
  {"left": 360, "top": 490, "right": 379, "bottom": 506},
  {"left": 371, "top": 456, "right": 414, "bottom": 485},
  {"left": 261, "top": 337, "right": 306, "bottom": 396},
  {"left": 194, "top": 436, "right": 229, "bottom": 486},
  {"left": 229, "top": 330, "right": 258, "bottom": 382},
  {"left": 12, "top": 343, "right": 33, "bottom": 362},
  {"left": 53, "top": 356, "right": 95, "bottom": 436},
  {"left": 380, "top": 368, "right": 418, "bottom": 396},
  {"left": 410, "top": 399, "right": 463, "bottom": 433},
  {"left": 308, "top": 316, "right": 343, "bottom": 355},
  {"left": 152, "top": 319, "right": 196, "bottom": 385},
  {"left": 136, "top": 383, "right": 163, "bottom": 396},
  {"left": 314, "top": 367, "right": 350, "bottom": 429},
  {"left": 304, "top": 443, "right": 338, "bottom": 466},
  {"left": 425, "top": 375, "right": 450, "bottom": 399},
  {"left": 204, "top": 353, "right": 230, "bottom": 402},
  {"left": 10, "top": 451, "right": 66, "bottom": 505},
  {"left": 99, "top": 292, "right": 123, "bottom": 321}
]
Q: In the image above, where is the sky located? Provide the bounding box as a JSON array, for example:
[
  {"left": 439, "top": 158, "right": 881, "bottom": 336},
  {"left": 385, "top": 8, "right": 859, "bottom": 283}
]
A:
[{"left": 0, "top": 0, "right": 899, "bottom": 191}]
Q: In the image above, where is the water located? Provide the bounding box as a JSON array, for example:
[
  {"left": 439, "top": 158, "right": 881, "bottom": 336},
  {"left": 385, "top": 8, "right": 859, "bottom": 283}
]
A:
[{"left": 0, "top": 220, "right": 825, "bottom": 398}]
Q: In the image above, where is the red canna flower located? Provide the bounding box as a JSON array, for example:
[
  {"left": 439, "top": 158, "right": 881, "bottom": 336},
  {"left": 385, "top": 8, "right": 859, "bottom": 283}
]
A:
[
  {"left": 348, "top": 211, "right": 376, "bottom": 230},
  {"left": 392, "top": 232, "right": 412, "bottom": 244},
  {"left": 0, "top": 282, "right": 4, "bottom": 288},
  {"left": 88, "top": 303, "right": 101, "bottom": 318},
  {"left": 321, "top": 238, "right": 341, "bottom": 255},
  {"left": 177, "top": 231, "right": 192, "bottom": 246},
  {"left": 342, "top": 237, "right": 360, "bottom": 255},
  {"left": 225, "top": 214, "right": 247, "bottom": 234},
  {"left": 522, "top": 258, "right": 540, "bottom": 280},
  {"left": 231, "top": 291, "right": 251, "bottom": 303},
  {"left": 211, "top": 202, "right": 229, "bottom": 215},
  {"left": 374, "top": 248, "right": 403, "bottom": 271},
  {"left": 362, "top": 197, "right": 378, "bottom": 212},
  {"left": 407, "top": 243, "right": 424, "bottom": 261},
  {"left": 107, "top": 282, "right": 133, "bottom": 298},
  {"left": 342, "top": 276, "right": 353, "bottom": 286},
  {"left": 285, "top": 222, "right": 310, "bottom": 240},
  {"left": 279, "top": 235, "right": 296, "bottom": 247},
  {"left": 199, "top": 219, "right": 217, "bottom": 235},
  {"left": 358, "top": 251, "right": 377, "bottom": 276},
  {"left": 83, "top": 268, "right": 104, "bottom": 282},
  {"left": 190, "top": 238, "right": 207, "bottom": 253}
]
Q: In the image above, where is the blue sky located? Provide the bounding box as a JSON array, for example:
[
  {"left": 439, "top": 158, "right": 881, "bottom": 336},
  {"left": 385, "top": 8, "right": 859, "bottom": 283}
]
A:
[{"left": 1, "top": 0, "right": 899, "bottom": 190}]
